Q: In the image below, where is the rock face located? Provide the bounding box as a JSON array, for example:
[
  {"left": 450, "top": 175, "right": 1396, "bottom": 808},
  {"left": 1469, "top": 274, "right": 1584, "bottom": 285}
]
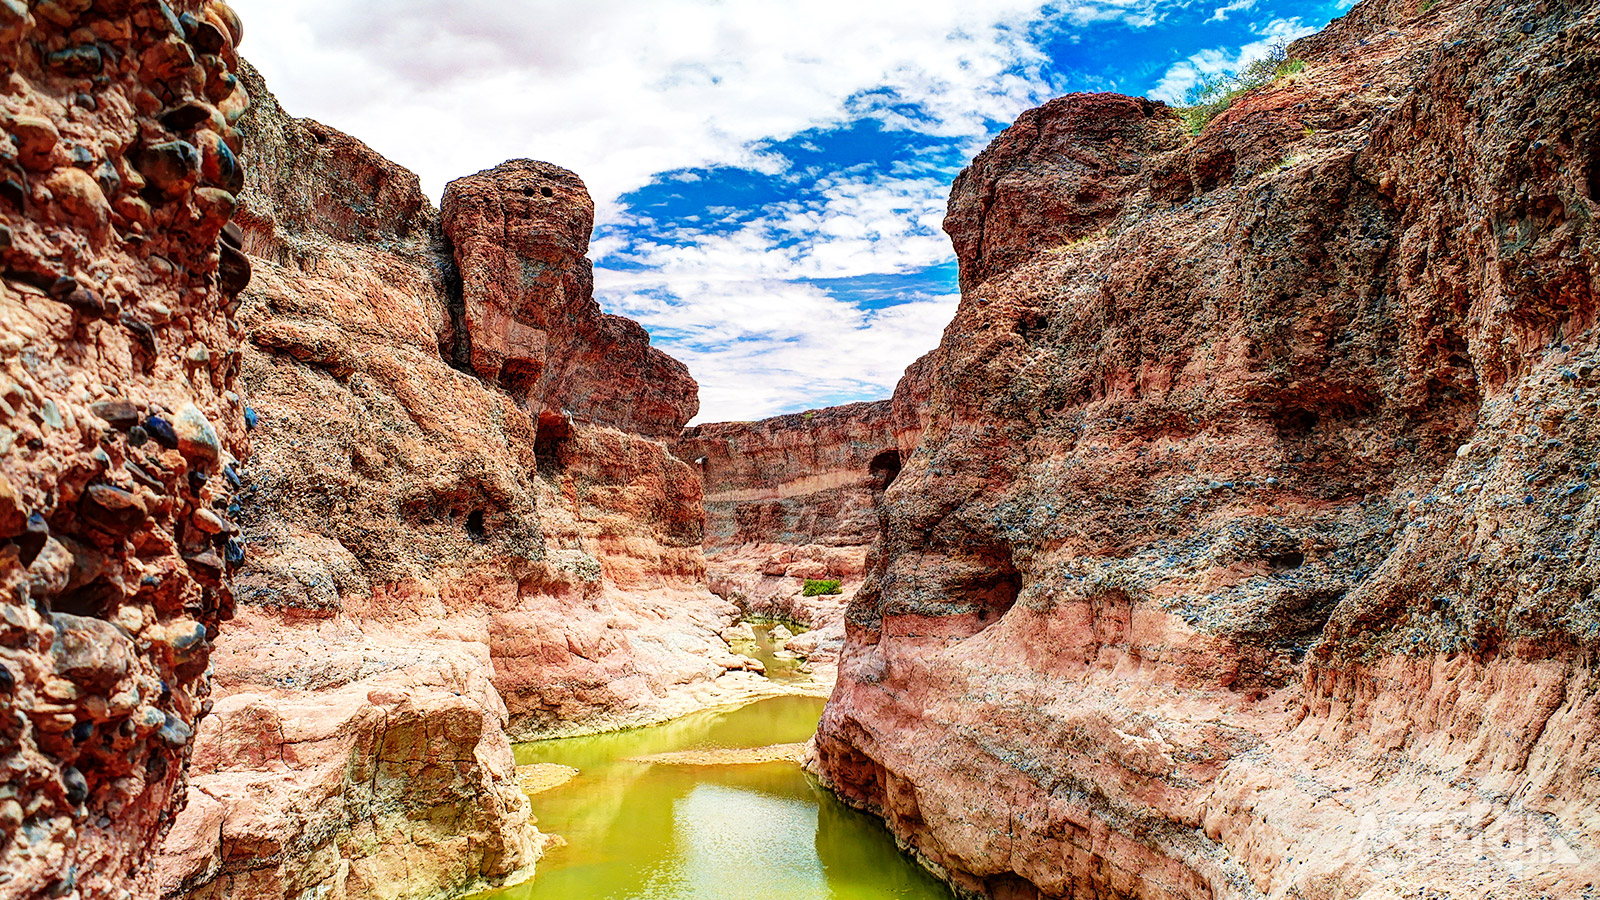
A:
[
  {"left": 152, "top": 67, "right": 780, "bottom": 900},
  {"left": 0, "top": 2, "right": 253, "bottom": 898},
  {"left": 814, "top": 0, "right": 1600, "bottom": 897},
  {"left": 675, "top": 401, "right": 914, "bottom": 668},
  {"left": 441, "top": 160, "right": 697, "bottom": 440},
  {"left": 676, "top": 401, "right": 904, "bottom": 552}
]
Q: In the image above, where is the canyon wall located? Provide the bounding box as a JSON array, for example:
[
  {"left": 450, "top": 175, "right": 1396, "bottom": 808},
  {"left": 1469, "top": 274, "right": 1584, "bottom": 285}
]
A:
[
  {"left": 814, "top": 0, "right": 1600, "bottom": 898},
  {"left": 674, "top": 391, "right": 933, "bottom": 668},
  {"left": 152, "top": 67, "right": 778, "bottom": 900},
  {"left": 0, "top": 2, "right": 253, "bottom": 898}
]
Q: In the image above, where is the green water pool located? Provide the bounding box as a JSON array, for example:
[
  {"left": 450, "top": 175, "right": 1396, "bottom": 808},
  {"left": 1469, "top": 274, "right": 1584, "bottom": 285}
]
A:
[{"left": 479, "top": 695, "right": 952, "bottom": 900}]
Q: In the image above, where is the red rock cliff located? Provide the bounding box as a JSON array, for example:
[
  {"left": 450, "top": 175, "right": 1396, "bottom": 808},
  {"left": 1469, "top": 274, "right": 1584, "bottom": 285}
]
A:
[
  {"left": 0, "top": 2, "right": 252, "bottom": 898},
  {"left": 676, "top": 400, "right": 909, "bottom": 552},
  {"left": 674, "top": 400, "right": 915, "bottom": 672},
  {"left": 153, "top": 66, "right": 779, "bottom": 900},
  {"left": 441, "top": 161, "right": 697, "bottom": 441},
  {"left": 815, "top": 0, "right": 1600, "bottom": 897}
]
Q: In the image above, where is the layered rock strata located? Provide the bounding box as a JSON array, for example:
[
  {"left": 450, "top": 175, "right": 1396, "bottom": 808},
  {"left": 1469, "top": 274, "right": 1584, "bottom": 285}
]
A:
[
  {"left": 814, "top": 0, "right": 1600, "bottom": 897},
  {"left": 154, "top": 68, "right": 776, "bottom": 900},
  {"left": 0, "top": 2, "right": 253, "bottom": 898},
  {"left": 675, "top": 400, "right": 915, "bottom": 670}
]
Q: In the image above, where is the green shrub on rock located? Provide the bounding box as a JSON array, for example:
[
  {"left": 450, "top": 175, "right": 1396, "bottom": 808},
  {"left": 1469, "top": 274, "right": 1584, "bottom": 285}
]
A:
[
  {"left": 1181, "top": 43, "right": 1305, "bottom": 134},
  {"left": 803, "top": 579, "right": 842, "bottom": 596}
]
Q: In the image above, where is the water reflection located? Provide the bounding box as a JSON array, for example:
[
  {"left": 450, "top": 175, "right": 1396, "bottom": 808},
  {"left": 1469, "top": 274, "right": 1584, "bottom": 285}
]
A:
[{"left": 476, "top": 696, "right": 950, "bottom": 900}]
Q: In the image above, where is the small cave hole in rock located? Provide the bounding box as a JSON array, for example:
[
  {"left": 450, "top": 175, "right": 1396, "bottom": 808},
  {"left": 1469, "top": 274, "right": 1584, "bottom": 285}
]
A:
[
  {"left": 968, "top": 553, "right": 1022, "bottom": 631},
  {"left": 465, "top": 509, "right": 487, "bottom": 543},
  {"left": 1194, "top": 149, "right": 1236, "bottom": 191},
  {"left": 53, "top": 578, "right": 120, "bottom": 618},
  {"left": 498, "top": 367, "right": 539, "bottom": 400},
  {"left": 1587, "top": 151, "right": 1600, "bottom": 203},
  {"left": 541, "top": 186, "right": 554, "bottom": 198},
  {"left": 868, "top": 449, "right": 902, "bottom": 491},
  {"left": 1274, "top": 407, "right": 1320, "bottom": 440},
  {"left": 535, "top": 410, "right": 574, "bottom": 474},
  {"left": 1269, "top": 550, "right": 1305, "bottom": 571}
]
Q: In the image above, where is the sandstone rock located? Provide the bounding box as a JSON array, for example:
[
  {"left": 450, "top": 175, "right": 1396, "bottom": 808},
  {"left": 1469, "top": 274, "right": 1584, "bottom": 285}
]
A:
[
  {"left": 45, "top": 167, "right": 111, "bottom": 238},
  {"left": 163, "top": 667, "right": 539, "bottom": 900},
  {"left": 192, "top": 508, "right": 224, "bottom": 534},
  {"left": 156, "top": 64, "right": 787, "bottom": 900},
  {"left": 10, "top": 114, "right": 59, "bottom": 170},
  {"left": 815, "top": 1, "right": 1600, "bottom": 898},
  {"left": 441, "top": 160, "right": 697, "bottom": 439},
  {"left": 51, "top": 613, "right": 135, "bottom": 689},
  {"left": 89, "top": 399, "right": 141, "bottom": 431},
  {"left": 0, "top": 471, "right": 25, "bottom": 537},
  {"left": 79, "top": 483, "right": 148, "bottom": 537},
  {"left": 135, "top": 139, "right": 202, "bottom": 198},
  {"left": 209, "top": 1, "right": 242, "bottom": 48},
  {"left": 195, "top": 128, "right": 243, "bottom": 194},
  {"left": 173, "top": 402, "right": 221, "bottom": 468},
  {"left": 25, "top": 536, "right": 73, "bottom": 598}
]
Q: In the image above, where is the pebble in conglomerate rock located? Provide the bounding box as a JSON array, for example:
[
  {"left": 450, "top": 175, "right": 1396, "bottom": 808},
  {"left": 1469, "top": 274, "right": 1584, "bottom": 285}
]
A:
[
  {"left": 143, "top": 414, "right": 180, "bottom": 450},
  {"left": 174, "top": 403, "right": 222, "bottom": 468},
  {"left": 134, "top": 140, "right": 202, "bottom": 198}
]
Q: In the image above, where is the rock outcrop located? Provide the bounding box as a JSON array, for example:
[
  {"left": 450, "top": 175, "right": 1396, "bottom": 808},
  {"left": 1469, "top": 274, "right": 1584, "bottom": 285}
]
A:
[
  {"left": 153, "top": 67, "right": 778, "bottom": 900},
  {"left": 0, "top": 2, "right": 253, "bottom": 897},
  {"left": 814, "top": 0, "right": 1600, "bottom": 897},
  {"left": 441, "top": 160, "right": 697, "bottom": 441},
  {"left": 677, "top": 400, "right": 906, "bottom": 554},
  {"left": 675, "top": 400, "right": 915, "bottom": 669}
]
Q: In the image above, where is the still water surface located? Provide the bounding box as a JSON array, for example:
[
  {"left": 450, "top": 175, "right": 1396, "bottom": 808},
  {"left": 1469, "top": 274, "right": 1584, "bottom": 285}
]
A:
[{"left": 480, "top": 695, "right": 953, "bottom": 900}]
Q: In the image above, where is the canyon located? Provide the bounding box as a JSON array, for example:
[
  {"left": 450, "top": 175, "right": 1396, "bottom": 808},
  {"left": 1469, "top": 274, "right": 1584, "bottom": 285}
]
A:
[
  {"left": 673, "top": 395, "right": 923, "bottom": 672},
  {"left": 0, "top": 0, "right": 1596, "bottom": 898}
]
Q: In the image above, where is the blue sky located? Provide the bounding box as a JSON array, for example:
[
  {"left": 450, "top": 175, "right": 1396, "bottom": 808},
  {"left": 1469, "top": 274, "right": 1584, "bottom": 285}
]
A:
[{"left": 233, "top": 0, "right": 1355, "bottom": 422}]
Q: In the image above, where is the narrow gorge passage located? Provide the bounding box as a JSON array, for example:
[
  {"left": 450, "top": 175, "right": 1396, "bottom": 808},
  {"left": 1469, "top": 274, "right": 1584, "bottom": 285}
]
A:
[
  {"left": 481, "top": 696, "right": 952, "bottom": 900},
  {"left": 4, "top": 1, "right": 1597, "bottom": 899}
]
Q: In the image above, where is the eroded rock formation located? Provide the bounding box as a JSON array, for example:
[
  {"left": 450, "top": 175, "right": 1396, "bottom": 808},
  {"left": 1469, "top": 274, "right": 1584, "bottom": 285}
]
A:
[
  {"left": 441, "top": 160, "right": 696, "bottom": 441},
  {"left": 674, "top": 401, "right": 909, "bottom": 655},
  {"left": 814, "top": 0, "right": 1600, "bottom": 897},
  {"left": 0, "top": 2, "right": 252, "bottom": 897},
  {"left": 152, "top": 68, "right": 778, "bottom": 900}
]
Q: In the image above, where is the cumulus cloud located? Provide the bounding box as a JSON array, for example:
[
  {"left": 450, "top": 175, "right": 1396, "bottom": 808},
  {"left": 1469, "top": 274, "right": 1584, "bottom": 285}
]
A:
[
  {"left": 232, "top": 0, "right": 1077, "bottom": 213},
  {"left": 1209, "top": 0, "right": 1259, "bottom": 22},
  {"left": 608, "top": 278, "right": 959, "bottom": 422},
  {"left": 597, "top": 170, "right": 959, "bottom": 420}
]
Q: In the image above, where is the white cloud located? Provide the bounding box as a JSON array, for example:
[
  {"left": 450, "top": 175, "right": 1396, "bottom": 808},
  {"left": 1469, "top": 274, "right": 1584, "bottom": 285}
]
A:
[
  {"left": 1209, "top": 0, "right": 1259, "bottom": 21},
  {"left": 1147, "top": 16, "right": 1318, "bottom": 104},
  {"left": 597, "top": 172, "right": 959, "bottom": 421},
  {"left": 612, "top": 279, "right": 959, "bottom": 422},
  {"left": 231, "top": 0, "right": 1076, "bottom": 217}
]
